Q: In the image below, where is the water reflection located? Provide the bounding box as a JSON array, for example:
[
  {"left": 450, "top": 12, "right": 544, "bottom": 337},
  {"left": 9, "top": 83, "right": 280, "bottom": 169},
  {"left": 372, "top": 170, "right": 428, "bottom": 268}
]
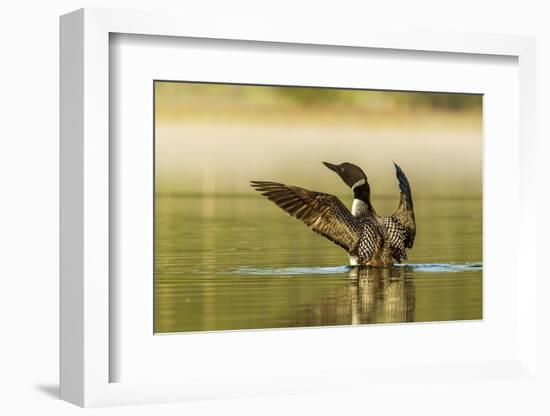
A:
[
  {"left": 290, "top": 266, "right": 415, "bottom": 328},
  {"left": 155, "top": 196, "right": 482, "bottom": 333}
]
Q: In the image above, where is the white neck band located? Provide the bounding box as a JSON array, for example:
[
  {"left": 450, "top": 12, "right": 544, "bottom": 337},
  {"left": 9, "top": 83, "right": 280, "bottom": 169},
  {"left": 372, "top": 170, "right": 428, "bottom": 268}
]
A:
[{"left": 351, "top": 178, "right": 366, "bottom": 191}]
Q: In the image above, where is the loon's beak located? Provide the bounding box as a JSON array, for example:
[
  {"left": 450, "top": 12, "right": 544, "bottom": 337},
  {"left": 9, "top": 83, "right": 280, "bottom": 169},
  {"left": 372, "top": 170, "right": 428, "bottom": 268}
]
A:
[{"left": 322, "top": 161, "right": 339, "bottom": 173}]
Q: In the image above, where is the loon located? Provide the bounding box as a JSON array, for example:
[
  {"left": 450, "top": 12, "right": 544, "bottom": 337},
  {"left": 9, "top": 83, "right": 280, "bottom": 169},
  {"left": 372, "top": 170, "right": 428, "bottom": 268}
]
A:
[
  {"left": 250, "top": 162, "right": 415, "bottom": 267},
  {"left": 322, "top": 161, "right": 416, "bottom": 264}
]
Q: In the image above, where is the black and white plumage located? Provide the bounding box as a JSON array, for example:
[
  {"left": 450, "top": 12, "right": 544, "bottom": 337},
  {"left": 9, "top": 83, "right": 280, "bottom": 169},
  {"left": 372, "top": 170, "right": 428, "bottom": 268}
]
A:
[
  {"left": 251, "top": 162, "right": 415, "bottom": 266},
  {"left": 324, "top": 161, "right": 416, "bottom": 264}
]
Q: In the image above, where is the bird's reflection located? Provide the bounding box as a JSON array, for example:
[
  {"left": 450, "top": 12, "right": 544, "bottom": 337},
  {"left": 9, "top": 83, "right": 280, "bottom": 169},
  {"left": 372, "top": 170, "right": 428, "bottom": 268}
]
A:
[
  {"left": 292, "top": 266, "right": 416, "bottom": 327},
  {"left": 349, "top": 266, "right": 415, "bottom": 324}
]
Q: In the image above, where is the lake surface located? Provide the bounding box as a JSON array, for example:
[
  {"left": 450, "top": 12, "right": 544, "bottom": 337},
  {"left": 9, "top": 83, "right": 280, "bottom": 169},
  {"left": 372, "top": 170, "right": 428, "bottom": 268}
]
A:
[{"left": 155, "top": 195, "right": 482, "bottom": 333}]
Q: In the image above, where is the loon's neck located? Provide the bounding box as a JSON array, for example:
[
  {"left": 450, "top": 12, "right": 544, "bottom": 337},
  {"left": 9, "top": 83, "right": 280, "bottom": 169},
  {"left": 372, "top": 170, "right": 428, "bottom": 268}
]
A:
[{"left": 352, "top": 183, "right": 376, "bottom": 216}]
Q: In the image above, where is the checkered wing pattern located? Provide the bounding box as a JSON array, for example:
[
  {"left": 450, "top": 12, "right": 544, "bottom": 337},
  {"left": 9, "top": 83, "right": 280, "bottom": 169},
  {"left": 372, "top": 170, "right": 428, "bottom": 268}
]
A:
[
  {"left": 388, "top": 163, "right": 416, "bottom": 261},
  {"left": 251, "top": 181, "right": 364, "bottom": 253},
  {"left": 384, "top": 216, "right": 410, "bottom": 262}
]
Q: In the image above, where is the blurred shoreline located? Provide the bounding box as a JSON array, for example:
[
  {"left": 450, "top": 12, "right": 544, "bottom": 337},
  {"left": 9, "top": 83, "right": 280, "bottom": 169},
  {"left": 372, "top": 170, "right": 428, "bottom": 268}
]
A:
[
  {"left": 157, "top": 108, "right": 481, "bottom": 130},
  {"left": 155, "top": 82, "right": 482, "bottom": 198}
]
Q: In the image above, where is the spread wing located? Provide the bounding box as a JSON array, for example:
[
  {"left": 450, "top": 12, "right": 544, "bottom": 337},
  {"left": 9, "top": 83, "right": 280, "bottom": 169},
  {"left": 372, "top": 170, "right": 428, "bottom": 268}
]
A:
[
  {"left": 250, "top": 181, "right": 362, "bottom": 252},
  {"left": 391, "top": 163, "right": 416, "bottom": 250},
  {"left": 384, "top": 216, "right": 410, "bottom": 262}
]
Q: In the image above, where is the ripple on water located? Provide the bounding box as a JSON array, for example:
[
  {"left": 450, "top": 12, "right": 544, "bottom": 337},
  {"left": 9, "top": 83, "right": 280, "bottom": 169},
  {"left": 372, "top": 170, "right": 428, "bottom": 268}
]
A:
[
  {"left": 232, "top": 263, "right": 482, "bottom": 276},
  {"left": 396, "top": 263, "right": 482, "bottom": 272},
  {"left": 232, "top": 265, "right": 352, "bottom": 276}
]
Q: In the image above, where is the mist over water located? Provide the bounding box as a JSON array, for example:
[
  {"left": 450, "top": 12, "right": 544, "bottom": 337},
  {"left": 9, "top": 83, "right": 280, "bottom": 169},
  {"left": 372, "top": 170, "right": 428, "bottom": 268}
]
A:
[
  {"left": 155, "top": 82, "right": 482, "bottom": 198},
  {"left": 156, "top": 123, "right": 482, "bottom": 198}
]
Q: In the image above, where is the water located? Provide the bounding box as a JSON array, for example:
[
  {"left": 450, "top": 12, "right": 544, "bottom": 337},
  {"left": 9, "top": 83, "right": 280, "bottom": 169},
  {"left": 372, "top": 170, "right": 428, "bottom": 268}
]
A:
[{"left": 155, "top": 195, "right": 482, "bottom": 333}]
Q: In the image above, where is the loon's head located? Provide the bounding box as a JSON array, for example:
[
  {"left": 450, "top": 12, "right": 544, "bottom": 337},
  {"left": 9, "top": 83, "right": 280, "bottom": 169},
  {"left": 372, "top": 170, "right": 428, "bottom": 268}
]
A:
[{"left": 322, "top": 161, "right": 367, "bottom": 190}]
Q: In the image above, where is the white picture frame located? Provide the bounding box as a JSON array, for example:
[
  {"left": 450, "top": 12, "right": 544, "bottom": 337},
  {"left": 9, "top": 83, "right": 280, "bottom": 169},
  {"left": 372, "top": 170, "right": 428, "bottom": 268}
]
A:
[{"left": 60, "top": 7, "right": 538, "bottom": 408}]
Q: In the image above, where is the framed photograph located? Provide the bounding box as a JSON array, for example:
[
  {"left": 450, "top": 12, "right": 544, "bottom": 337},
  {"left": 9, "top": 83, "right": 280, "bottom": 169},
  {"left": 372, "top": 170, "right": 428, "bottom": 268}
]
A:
[{"left": 60, "top": 8, "right": 538, "bottom": 407}]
